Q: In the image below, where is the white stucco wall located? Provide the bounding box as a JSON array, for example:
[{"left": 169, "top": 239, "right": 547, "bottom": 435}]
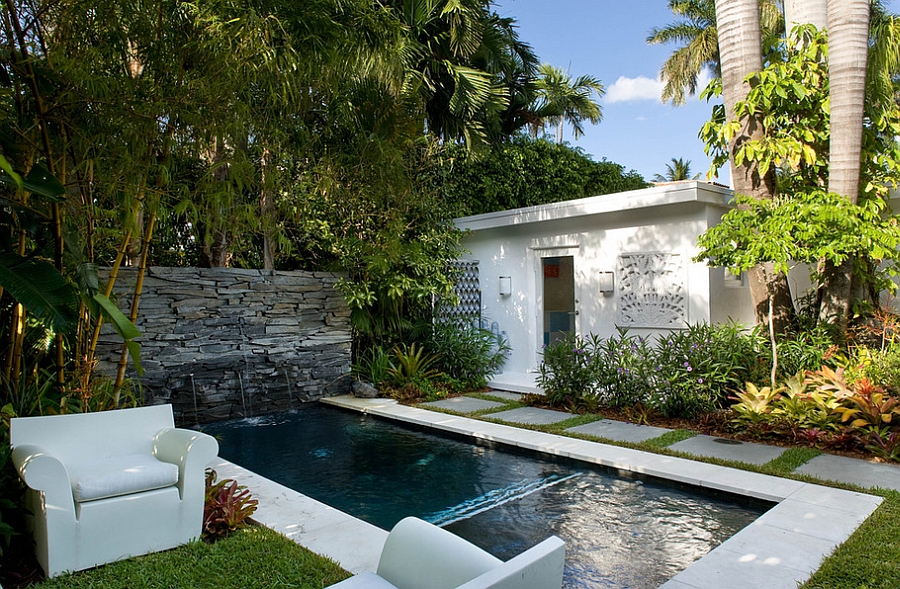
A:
[{"left": 456, "top": 182, "right": 755, "bottom": 375}]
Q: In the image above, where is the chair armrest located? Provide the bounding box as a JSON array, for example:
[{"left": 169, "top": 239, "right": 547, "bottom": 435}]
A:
[
  {"left": 153, "top": 427, "right": 219, "bottom": 505},
  {"left": 456, "top": 536, "right": 565, "bottom": 589},
  {"left": 153, "top": 428, "right": 219, "bottom": 498},
  {"left": 377, "top": 518, "right": 501, "bottom": 589},
  {"left": 11, "top": 444, "right": 76, "bottom": 513}
]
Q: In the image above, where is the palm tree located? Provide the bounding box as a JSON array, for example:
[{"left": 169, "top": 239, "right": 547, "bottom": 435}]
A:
[
  {"left": 652, "top": 158, "right": 702, "bottom": 182},
  {"left": 715, "top": 0, "right": 794, "bottom": 332},
  {"left": 530, "top": 64, "right": 604, "bottom": 143},
  {"left": 647, "top": 0, "right": 782, "bottom": 105},
  {"left": 817, "top": 0, "right": 871, "bottom": 329},
  {"left": 391, "top": 0, "right": 511, "bottom": 146},
  {"left": 864, "top": 1, "right": 900, "bottom": 119}
]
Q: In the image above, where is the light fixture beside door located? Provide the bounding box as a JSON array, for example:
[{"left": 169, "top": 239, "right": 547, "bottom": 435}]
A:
[{"left": 598, "top": 271, "right": 615, "bottom": 294}]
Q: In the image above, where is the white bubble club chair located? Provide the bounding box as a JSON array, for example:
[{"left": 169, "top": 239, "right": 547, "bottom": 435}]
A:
[
  {"left": 9, "top": 404, "right": 219, "bottom": 578},
  {"left": 328, "top": 517, "right": 565, "bottom": 589}
]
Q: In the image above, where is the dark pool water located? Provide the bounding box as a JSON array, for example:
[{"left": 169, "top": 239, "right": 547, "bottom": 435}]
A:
[{"left": 203, "top": 405, "right": 767, "bottom": 589}]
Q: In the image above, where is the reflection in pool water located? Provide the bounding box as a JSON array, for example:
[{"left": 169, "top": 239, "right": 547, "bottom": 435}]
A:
[{"left": 203, "top": 405, "right": 767, "bottom": 589}]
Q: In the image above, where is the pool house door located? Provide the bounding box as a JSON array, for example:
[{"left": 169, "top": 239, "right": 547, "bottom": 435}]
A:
[{"left": 541, "top": 255, "right": 576, "bottom": 347}]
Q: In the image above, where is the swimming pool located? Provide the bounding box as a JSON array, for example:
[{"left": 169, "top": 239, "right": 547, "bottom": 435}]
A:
[{"left": 204, "top": 405, "right": 768, "bottom": 589}]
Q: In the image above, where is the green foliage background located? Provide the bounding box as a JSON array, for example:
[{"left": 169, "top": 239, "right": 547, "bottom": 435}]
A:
[{"left": 430, "top": 136, "right": 648, "bottom": 217}]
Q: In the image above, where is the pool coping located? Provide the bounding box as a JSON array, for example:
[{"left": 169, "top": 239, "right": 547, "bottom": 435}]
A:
[
  {"left": 217, "top": 396, "right": 884, "bottom": 589},
  {"left": 324, "top": 396, "right": 883, "bottom": 589}
]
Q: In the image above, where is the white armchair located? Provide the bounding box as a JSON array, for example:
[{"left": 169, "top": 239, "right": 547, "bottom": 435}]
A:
[
  {"left": 328, "top": 517, "right": 565, "bottom": 589},
  {"left": 10, "top": 404, "right": 218, "bottom": 578}
]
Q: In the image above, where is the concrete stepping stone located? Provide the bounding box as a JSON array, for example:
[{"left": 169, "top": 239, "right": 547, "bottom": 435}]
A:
[
  {"left": 794, "top": 454, "right": 900, "bottom": 492},
  {"left": 566, "top": 419, "right": 671, "bottom": 444},
  {"left": 668, "top": 434, "right": 786, "bottom": 466},
  {"left": 421, "top": 397, "right": 505, "bottom": 412},
  {"left": 483, "top": 391, "right": 523, "bottom": 402},
  {"left": 487, "top": 407, "right": 573, "bottom": 425}
]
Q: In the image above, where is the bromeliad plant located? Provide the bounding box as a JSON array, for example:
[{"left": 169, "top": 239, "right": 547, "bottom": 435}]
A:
[
  {"left": 728, "top": 365, "right": 900, "bottom": 457},
  {"left": 203, "top": 469, "right": 259, "bottom": 541}
]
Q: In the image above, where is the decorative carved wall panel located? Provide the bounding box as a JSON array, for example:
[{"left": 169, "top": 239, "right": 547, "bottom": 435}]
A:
[{"left": 617, "top": 253, "right": 686, "bottom": 327}]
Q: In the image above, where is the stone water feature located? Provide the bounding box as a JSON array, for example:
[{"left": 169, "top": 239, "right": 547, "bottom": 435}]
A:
[{"left": 95, "top": 267, "right": 352, "bottom": 424}]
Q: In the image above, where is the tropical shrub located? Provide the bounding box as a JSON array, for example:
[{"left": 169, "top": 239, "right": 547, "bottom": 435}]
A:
[
  {"left": 591, "top": 331, "right": 654, "bottom": 410},
  {"left": 431, "top": 137, "right": 648, "bottom": 218},
  {"left": 203, "top": 469, "right": 259, "bottom": 541},
  {"left": 380, "top": 343, "right": 457, "bottom": 403},
  {"left": 538, "top": 323, "right": 767, "bottom": 418},
  {"left": 428, "top": 322, "right": 510, "bottom": 391},
  {"left": 352, "top": 345, "right": 393, "bottom": 388},
  {"left": 538, "top": 334, "right": 597, "bottom": 406},
  {"left": 727, "top": 366, "right": 900, "bottom": 456},
  {"left": 773, "top": 326, "right": 839, "bottom": 377},
  {"left": 846, "top": 344, "right": 900, "bottom": 396},
  {"left": 729, "top": 382, "right": 784, "bottom": 434},
  {"left": 652, "top": 322, "right": 765, "bottom": 417}
]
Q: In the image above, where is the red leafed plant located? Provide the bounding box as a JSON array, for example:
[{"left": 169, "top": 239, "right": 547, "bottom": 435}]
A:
[{"left": 203, "top": 468, "right": 259, "bottom": 541}]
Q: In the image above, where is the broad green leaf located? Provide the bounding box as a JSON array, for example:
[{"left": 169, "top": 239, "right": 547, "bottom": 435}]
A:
[
  {"left": 93, "top": 293, "right": 143, "bottom": 376},
  {"left": 0, "top": 155, "right": 23, "bottom": 192},
  {"left": 22, "top": 163, "right": 65, "bottom": 200},
  {"left": 93, "top": 293, "right": 141, "bottom": 340},
  {"left": 0, "top": 253, "right": 78, "bottom": 332}
]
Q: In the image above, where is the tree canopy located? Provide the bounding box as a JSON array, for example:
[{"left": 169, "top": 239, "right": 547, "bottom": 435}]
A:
[{"left": 431, "top": 136, "right": 648, "bottom": 218}]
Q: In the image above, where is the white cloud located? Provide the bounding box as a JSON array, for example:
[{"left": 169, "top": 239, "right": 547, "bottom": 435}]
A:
[{"left": 605, "top": 75, "right": 664, "bottom": 104}]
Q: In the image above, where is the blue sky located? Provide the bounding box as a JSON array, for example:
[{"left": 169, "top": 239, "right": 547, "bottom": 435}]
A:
[{"left": 492, "top": 0, "right": 900, "bottom": 187}]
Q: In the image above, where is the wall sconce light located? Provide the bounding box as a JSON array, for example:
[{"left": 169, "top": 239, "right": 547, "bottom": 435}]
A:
[
  {"left": 499, "top": 276, "right": 512, "bottom": 297},
  {"left": 598, "top": 271, "right": 615, "bottom": 294}
]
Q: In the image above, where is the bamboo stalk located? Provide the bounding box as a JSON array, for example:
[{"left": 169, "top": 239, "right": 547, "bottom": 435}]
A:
[
  {"left": 86, "top": 228, "right": 134, "bottom": 366},
  {"left": 5, "top": 206, "right": 28, "bottom": 379},
  {"left": 5, "top": 0, "right": 67, "bottom": 385},
  {"left": 112, "top": 212, "right": 156, "bottom": 404}
]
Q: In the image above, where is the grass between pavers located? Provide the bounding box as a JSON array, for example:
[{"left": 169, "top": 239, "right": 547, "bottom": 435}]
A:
[
  {"left": 418, "top": 394, "right": 900, "bottom": 589},
  {"left": 32, "top": 525, "right": 350, "bottom": 589},
  {"left": 641, "top": 428, "right": 697, "bottom": 449}
]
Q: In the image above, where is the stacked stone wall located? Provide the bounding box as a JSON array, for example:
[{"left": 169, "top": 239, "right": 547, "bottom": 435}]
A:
[{"left": 95, "top": 267, "right": 352, "bottom": 424}]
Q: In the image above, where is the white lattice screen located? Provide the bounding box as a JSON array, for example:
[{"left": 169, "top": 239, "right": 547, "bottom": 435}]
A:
[{"left": 436, "top": 261, "right": 481, "bottom": 327}]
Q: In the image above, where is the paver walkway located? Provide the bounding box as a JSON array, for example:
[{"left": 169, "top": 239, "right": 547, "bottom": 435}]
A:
[{"left": 452, "top": 389, "right": 900, "bottom": 492}]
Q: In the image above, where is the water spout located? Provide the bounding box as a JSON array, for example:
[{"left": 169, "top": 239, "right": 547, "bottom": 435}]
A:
[
  {"left": 238, "top": 372, "right": 248, "bottom": 418},
  {"left": 282, "top": 367, "right": 296, "bottom": 411}
]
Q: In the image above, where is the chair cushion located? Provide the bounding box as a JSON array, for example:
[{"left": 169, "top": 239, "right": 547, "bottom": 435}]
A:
[{"left": 67, "top": 454, "right": 180, "bottom": 502}]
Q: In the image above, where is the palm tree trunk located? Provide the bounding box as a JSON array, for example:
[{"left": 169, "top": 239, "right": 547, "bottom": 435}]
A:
[
  {"left": 715, "top": 0, "right": 794, "bottom": 331},
  {"left": 818, "top": 0, "right": 869, "bottom": 330},
  {"left": 784, "top": 0, "right": 827, "bottom": 32}
]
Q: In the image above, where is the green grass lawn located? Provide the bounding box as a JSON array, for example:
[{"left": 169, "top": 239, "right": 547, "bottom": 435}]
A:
[{"left": 33, "top": 525, "right": 350, "bottom": 589}]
